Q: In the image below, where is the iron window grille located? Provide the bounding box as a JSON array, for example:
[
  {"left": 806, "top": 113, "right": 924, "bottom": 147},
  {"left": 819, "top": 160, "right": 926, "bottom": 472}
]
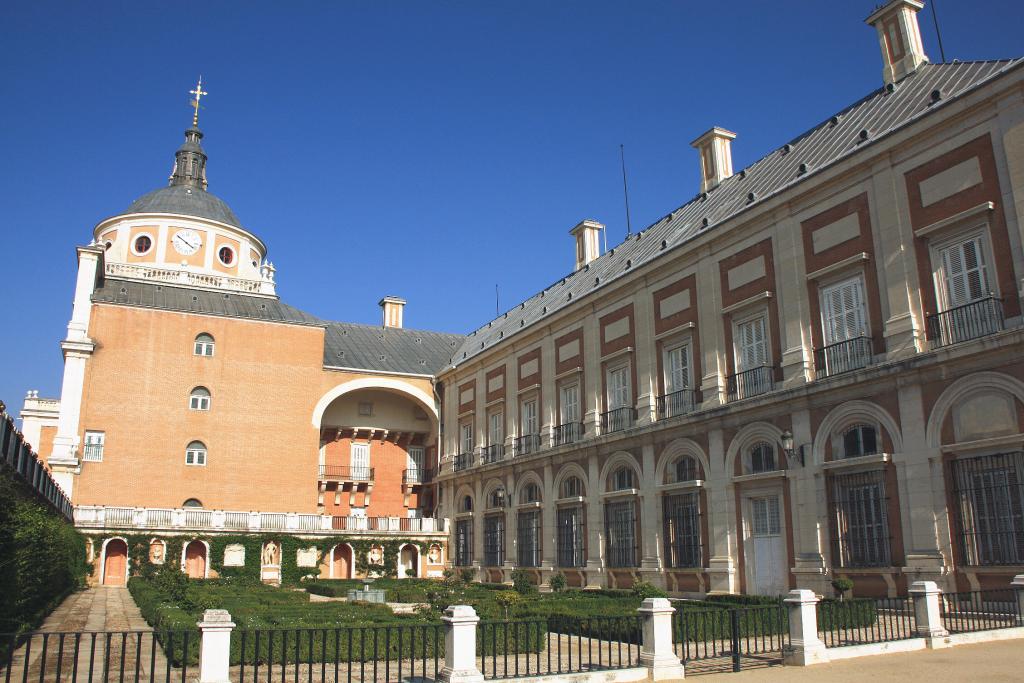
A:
[
  {"left": 455, "top": 519, "right": 473, "bottom": 566},
  {"left": 561, "top": 476, "right": 584, "bottom": 498},
  {"left": 556, "top": 505, "right": 585, "bottom": 568},
  {"left": 663, "top": 492, "right": 702, "bottom": 568},
  {"left": 674, "top": 456, "right": 698, "bottom": 483},
  {"left": 951, "top": 452, "right": 1024, "bottom": 566},
  {"left": 517, "top": 510, "right": 541, "bottom": 567},
  {"left": 749, "top": 441, "right": 776, "bottom": 473},
  {"left": 604, "top": 499, "right": 638, "bottom": 568},
  {"left": 483, "top": 514, "right": 505, "bottom": 567},
  {"left": 829, "top": 469, "right": 891, "bottom": 568}
]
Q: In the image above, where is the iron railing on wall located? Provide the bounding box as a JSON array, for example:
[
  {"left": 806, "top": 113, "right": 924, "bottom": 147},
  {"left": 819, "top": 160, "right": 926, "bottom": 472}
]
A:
[
  {"left": 513, "top": 434, "right": 541, "bottom": 457},
  {"left": 816, "top": 597, "right": 916, "bottom": 647},
  {"left": 926, "top": 296, "right": 1004, "bottom": 348},
  {"left": 600, "top": 407, "right": 637, "bottom": 435},
  {"left": 726, "top": 366, "right": 775, "bottom": 402},
  {"left": 656, "top": 389, "right": 697, "bottom": 419},
  {"left": 318, "top": 465, "right": 374, "bottom": 482},
  {"left": 482, "top": 444, "right": 506, "bottom": 465},
  {"left": 672, "top": 603, "right": 789, "bottom": 673},
  {"left": 553, "top": 422, "right": 584, "bottom": 446},
  {"left": 814, "top": 336, "right": 874, "bottom": 378},
  {"left": 402, "top": 468, "right": 434, "bottom": 484},
  {"left": 0, "top": 401, "right": 73, "bottom": 521},
  {"left": 452, "top": 452, "right": 475, "bottom": 473},
  {"left": 939, "top": 590, "right": 1022, "bottom": 633}
]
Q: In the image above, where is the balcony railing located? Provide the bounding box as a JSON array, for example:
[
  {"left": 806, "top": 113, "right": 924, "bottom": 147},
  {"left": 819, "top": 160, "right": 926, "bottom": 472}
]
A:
[
  {"left": 74, "top": 505, "right": 446, "bottom": 534},
  {"left": 726, "top": 365, "right": 775, "bottom": 402},
  {"left": 656, "top": 389, "right": 696, "bottom": 419},
  {"left": 514, "top": 433, "right": 541, "bottom": 457},
  {"left": 601, "top": 406, "right": 637, "bottom": 434},
  {"left": 481, "top": 444, "right": 506, "bottom": 465},
  {"left": 553, "top": 422, "right": 584, "bottom": 446},
  {"left": 402, "top": 468, "right": 434, "bottom": 484},
  {"left": 926, "top": 296, "right": 1004, "bottom": 348},
  {"left": 453, "top": 452, "right": 475, "bottom": 472},
  {"left": 318, "top": 465, "right": 374, "bottom": 482},
  {"left": 814, "top": 336, "right": 874, "bottom": 379}
]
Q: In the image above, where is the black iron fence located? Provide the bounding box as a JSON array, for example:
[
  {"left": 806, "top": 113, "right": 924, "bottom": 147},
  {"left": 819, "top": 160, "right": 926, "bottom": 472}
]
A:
[
  {"left": 317, "top": 465, "right": 374, "bottom": 482},
  {"left": 513, "top": 434, "right": 540, "bottom": 457},
  {"left": 600, "top": 407, "right": 636, "bottom": 434},
  {"left": 926, "top": 296, "right": 1004, "bottom": 348},
  {"left": 0, "top": 401, "right": 74, "bottom": 522},
  {"left": 478, "top": 616, "right": 642, "bottom": 680},
  {"left": 481, "top": 444, "right": 505, "bottom": 465},
  {"left": 726, "top": 366, "right": 775, "bottom": 402},
  {"left": 816, "top": 597, "right": 916, "bottom": 647},
  {"left": 657, "top": 389, "right": 696, "bottom": 419},
  {"left": 452, "top": 452, "right": 475, "bottom": 472},
  {"left": 401, "top": 468, "right": 434, "bottom": 484},
  {"left": 672, "top": 603, "right": 788, "bottom": 673},
  {"left": 814, "top": 336, "right": 874, "bottom": 378},
  {"left": 553, "top": 422, "right": 584, "bottom": 446},
  {"left": 939, "top": 589, "right": 1021, "bottom": 633}
]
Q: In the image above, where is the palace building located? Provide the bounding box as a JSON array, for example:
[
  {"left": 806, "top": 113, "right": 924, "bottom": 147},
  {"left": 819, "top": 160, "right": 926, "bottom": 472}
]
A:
[{"left": 21, "top": 0, "right": 1024, "bottom": 596}]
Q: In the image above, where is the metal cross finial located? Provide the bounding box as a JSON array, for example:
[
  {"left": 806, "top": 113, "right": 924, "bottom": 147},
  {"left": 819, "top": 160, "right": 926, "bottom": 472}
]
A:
[{"left": 189, "top": 76, "right": 208, "bottom": 126}]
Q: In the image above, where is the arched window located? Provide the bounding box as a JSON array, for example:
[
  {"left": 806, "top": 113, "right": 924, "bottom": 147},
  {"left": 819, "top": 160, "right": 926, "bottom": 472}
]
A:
[
  {"left": 610, "top": 466, "right": 636, "bottom": 491},
  {"left": 461, "top": 495, "right": 473, "bottom": 512},
  {"left": 842, "top": 424, "right": 878, "bottom": 458},
  {"left": 182, "top": 498, "right": 204, "bottom": 508},
  {"left": 674, "top": 456, "right": 698, "bottom": 483},
  {"left": 749, "top": 441, "right": 776, "bottom": 473},
  {"left": 520, "top": 483, "right": 541, "bottom": 504},
  {"left": 561, "top": 476, "right": 583, "bottom": 498},
  {"left": 185, "top": 441, "right": 207, "bottom": 466},
  {"left": 189, "top": 386, "right": 211, "bottom": 411},
  {"left": 487, "top": 487, "right": 507, "bottom": 509},
  {"left": 194, "top": 333, "right": 215, "bottom": 357}
]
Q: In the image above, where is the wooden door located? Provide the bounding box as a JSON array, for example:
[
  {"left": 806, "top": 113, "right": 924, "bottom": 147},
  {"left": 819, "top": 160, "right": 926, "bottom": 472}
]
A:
[
  {"left": 103, "top": 539, "right": 127, "bottom": 586},
  {"left": 185, "top": 541, "right": 207, "bottom": 579}
]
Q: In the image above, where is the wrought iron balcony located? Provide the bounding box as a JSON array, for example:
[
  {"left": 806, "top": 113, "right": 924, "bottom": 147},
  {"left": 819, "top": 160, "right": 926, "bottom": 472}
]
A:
[
  {"left": 814, "top": 336, "right": 874, "bottom": 379},
  {"left": 514, "top": 433, "right": 541, "bottom": 457},
  {"left": 452, "top": 452, "right": 475, "bottom": 472},
  {"left": 402, "top": 468, "right": 434, "bottom": 484},
  {"left": 726, "top": 365, "right": 775, "bottom": 402},
  {"left": 926, "top": 296, "right": 1004, "bottom": 348},
  {"left": 601, "top": 406, "right": 637, "bottom": 434},
  {"left": 481, "top": 443, "right": 506, "bottom": 465},
  {"left": 318, "top": 465, "right": 374, "bottom": 482},
  {"left": 553, "top": 422, "right": 584, "bottom": 446},
  {"left": 656, "top": 389, "right": 696, "bottom": 419}
]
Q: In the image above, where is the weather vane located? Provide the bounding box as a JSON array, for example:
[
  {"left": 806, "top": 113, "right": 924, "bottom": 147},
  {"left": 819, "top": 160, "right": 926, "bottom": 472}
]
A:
[{"left": 189, "top": 76, "right": 208, "bottom": 127}]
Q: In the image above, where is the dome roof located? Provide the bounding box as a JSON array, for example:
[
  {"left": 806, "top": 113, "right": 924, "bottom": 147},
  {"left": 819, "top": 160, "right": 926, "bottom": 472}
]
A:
[{"left": 125, "top": 184, "right": 242, "bottom": 228}]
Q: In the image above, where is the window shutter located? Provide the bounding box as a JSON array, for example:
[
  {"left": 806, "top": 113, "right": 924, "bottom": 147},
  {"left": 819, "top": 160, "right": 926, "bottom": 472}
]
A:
[
  {"left": 822, "top": 277, "right": 866, "bottom": 344},
  {"left": 940, "top": 236, "right": 989, "bottom": 308},
  {"left": 666, "top": 345, "right": 690, "bottom": 393},
  {"left": 738, "top": 316, "right": 767, "bottom": 370}
]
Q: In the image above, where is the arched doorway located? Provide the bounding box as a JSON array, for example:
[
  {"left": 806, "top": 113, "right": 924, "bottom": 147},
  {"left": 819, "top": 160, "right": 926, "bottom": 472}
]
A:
[
  {"left": 399, "top": 544, "right": 419, "bottom": 578},
  {"left": 332, "top": 544, "right": 353, "bottom": 579},
  {"left": 184, "top": 541, "right": 207, "bottom": 579},
  {"left": 102, "top": 539, "right": 128, "bottom": 586}
]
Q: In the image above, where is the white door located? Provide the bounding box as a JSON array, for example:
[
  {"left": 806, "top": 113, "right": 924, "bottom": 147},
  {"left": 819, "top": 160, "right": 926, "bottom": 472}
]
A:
[
  {"left": 937, "top": 235, "right": 990, "bottom": 309},
  {"left": 351, "top": 442, "right": 370, "bottom": 479},
  {"left": 560, "top": 384, "right": 579, "bottom": 424},
  {"left": 407, "top": 446, "right": 424, "bottom": 482},
  {"left": 607, "top": 366, "right": 630, "bottom": 409},
  {"left": 748, "top": 495, "right": 786, "bottom": 595},
  {"left": 821, "top": 276, "right": 867, "bottom": 345}
]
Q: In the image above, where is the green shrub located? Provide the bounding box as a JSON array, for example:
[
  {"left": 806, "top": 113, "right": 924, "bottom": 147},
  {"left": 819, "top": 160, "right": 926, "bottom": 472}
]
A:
[
  {"left": 631, "top": 581, "right": 667, "bottom": 600},
  {"left": 459, "top": 567, "right": 476, "bottom": 583},
  {"left": 548, "top": 573, "right": 567, "bottom": 593},
  {"left": 703, "top": 593, "right": 783, "bottom": 606},
  {"left": 511, "top": 569, "right": 534, "bottom": 595},
  {"left": 494, "top": 591, "right": 522, "bottom": 620},
  {"left": 831, "top": 576, "right": 854, "bottom": 600}
]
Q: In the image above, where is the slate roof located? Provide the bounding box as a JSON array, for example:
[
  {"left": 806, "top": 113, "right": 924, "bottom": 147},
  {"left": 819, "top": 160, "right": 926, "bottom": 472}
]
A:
[
  {"left": 125, "top": 185, "right": 243, "bottom": 228},
  {"left": 450, "top": 59, "right": 1024, "bottom": 368},
  {"left": 92, "top": 278, "right": 464, "bottom": 375}
]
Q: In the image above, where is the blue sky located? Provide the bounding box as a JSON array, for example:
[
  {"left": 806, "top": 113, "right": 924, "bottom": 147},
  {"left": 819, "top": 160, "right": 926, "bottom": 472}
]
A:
[{"left": 1, "top": 1, "right": 1021, "bottom": 406}]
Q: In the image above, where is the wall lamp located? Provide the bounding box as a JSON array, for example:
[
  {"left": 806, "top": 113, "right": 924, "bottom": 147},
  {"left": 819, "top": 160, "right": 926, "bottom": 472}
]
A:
[{"left": 780, "top": 430, "right": 809, "bottom": 467}]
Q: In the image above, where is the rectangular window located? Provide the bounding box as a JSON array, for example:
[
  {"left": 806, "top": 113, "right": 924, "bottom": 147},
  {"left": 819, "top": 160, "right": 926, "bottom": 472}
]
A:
[
  {"left": 560, "top": 383, "right": 580, "bottom": 424},
  {"left": 830, "top": 470, "right": 891, "bottom": 568},
  {"left": 483, "top": 515, "right": 505, "bottom": 566},
  {"left": 557, "top": 506, "right": 585, "bottom": 567},
  {"left": 460, "top": 422, "right": 474, "bottom": 455},
  {"left": 607, "top": 365, "right": 630, "bottom": 410},
  {"left": 83, "top": 431, "right": 105, "bottom": 462},
  {"left": 488, "top": 411, "right": 503, "bottom": 446},
  {"left": 751, "top": 496, "right": 781, "bottom": 537},
  {"left": 455, "top": 519, "right": 473, "bottom": 566},
  {"left": 952, "top": 452, "right": 1024, "bottom": 566},
  {"left": 407, "top": 445, "right": 424, "bottom": 480},
  {"left": 185, "top": 445, "right": 206, "bottom": 467},
  {"left": 521, "top": 399, "right": 538, "bottom": 436},
  {"left": 664, "top": 344, "right": 690, "bottom": 394},
  {"left": 517, "top": 510, "right": 541, "bottom": 567},
  {"left": 663, "top": 492, "right": 702, "bottom": 569},
  {"left": 821, "top": 276, "right": 867, "bottom": 345},
  {"left": 604, "top": 500, "right": 637, "bottom": 568},
  {"left": 937, "top": 233, "right": 991, "bottom": 310},
  {"left": 736, "top": 315, "right": 768, "bottom": 371},
  {"left": 350, "top": 442, "right": 370, "bottom": 479}
]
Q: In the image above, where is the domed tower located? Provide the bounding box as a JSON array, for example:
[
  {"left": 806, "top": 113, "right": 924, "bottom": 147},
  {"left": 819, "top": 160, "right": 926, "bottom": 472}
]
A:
[{"left": 93, "top": 100, "right": 276, "bottom": 296}]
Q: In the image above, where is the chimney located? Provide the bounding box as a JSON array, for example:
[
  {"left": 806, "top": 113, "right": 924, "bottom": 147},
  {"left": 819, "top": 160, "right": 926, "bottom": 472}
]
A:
[
  {"left": 690, "top": 127, "right": 737, "bottom": 193},
  {"left": 866, "top": 0, "right": 928, "bottom": 86},
  {"left": 570, "top": 219, "right": 603, "bottom": 271},
  {"left": 379, "top": 296, "right": 406, "bottom": 328}
]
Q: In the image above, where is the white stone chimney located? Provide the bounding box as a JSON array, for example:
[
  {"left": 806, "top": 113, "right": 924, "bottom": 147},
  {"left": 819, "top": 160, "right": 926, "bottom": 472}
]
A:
[
  {"left": 866, "top": 0, "right": 928, "bottom": 86},
  {"left": 379, "top": 296, "right": 406, "bottom": 328},
  {"left": 570, "top": 219, "right": 603, "bottom": 271},
  {"left": 691, "top": 127, "right": 737, "bottom": 193}
]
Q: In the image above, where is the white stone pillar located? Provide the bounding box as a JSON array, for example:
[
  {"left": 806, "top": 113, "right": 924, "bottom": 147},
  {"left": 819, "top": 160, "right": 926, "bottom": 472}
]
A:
[
  {"left": 782, "top": 589, "right": 828, "bottom": 666},
  {"left": 908, "top": 580, "right": 948, "bottom": 638},
  {"left": 1011, "top": 575, "right": 1024, "bottom": 626},
  {"left": 638, "top": 598, "right": 686, "bottom": 680},
  {"left": 639, "top": 442, "right": 663, "bottom": 580},
  {"left": 584, "top": 455, "right": 604, "bottom": 587},
  {"left": 438, "top": 605, "right": 483, "bottom": 683},
  {"left": 633, "top": 290, "right": 657, "bottom": 426},
  {"left": 197, "top": 609, "right": 235, "bottom": 683}
]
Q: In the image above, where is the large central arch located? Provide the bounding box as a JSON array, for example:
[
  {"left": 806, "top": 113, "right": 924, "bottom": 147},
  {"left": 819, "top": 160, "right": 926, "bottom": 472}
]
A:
[{"left": 311, "top": 377, "right": 438, "bottom": 427}]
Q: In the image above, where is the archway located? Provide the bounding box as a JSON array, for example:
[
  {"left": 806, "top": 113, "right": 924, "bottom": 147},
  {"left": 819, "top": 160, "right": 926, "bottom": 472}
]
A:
[
  {"left": 332, "top": 544, "right": 353, "bottom": 579},
  {"left": 184, "top": 541, "right": 207, "bottom": 579},
  {"left": 399, "top": 544, "right": 419, "bottom": 578},
  {"left": 102, "top": 539, "right": 128, "bottom": 586}
]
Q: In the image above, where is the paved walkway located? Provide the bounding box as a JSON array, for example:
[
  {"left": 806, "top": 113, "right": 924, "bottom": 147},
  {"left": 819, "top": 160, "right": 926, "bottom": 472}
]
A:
[
  {"left": 2, "top": 587, "right": 173, "bottom": 682},
  {"left": 692, "top": 639, "right": 1024, "bottom": 681}
]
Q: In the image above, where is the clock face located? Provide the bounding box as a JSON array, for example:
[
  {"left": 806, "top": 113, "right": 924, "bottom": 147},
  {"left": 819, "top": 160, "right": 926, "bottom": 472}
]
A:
[{"left": 172, "top": 230, "right": 203, "bottom": 256}]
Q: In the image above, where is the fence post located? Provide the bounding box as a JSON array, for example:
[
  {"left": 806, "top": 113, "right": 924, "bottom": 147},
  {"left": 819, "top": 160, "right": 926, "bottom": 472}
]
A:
[
  {"left": 197, "top": 609, "right": 235, "bottom": 683},
  {"left": 637, "top": 598, "right": 686, "bottom": 680},
  {"left": 908, "top": 581, "right": 948, "bottom": 638},
  {"left": 438, "top": 605, "right": 483, "bottom": 683},
  {"left": 1011, "top": 575, "right": 1024, "bottom": 625},
  {"left": 782, "top": 589, "right": 828, "bottom": 666}
]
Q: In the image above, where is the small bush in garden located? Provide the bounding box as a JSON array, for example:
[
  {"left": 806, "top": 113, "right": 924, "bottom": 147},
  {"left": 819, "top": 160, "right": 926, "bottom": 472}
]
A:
[
  {"left": 511, "top": 569, "right": 534, "bottom": 594},
  {"left": 495, "top": 591, "right": 522, "bottom": 620},
  {"left": 459, "top": 567, "right": 476, "bottom": 583},
  {"left": 548, "top": 573, "right": 567, "bottom": 593},
  {"left": 831, "top": 576, "right": 854, "bottom": 601},
  {"left": 631, "top": 581, "right": 667, "bottom": 600}
]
